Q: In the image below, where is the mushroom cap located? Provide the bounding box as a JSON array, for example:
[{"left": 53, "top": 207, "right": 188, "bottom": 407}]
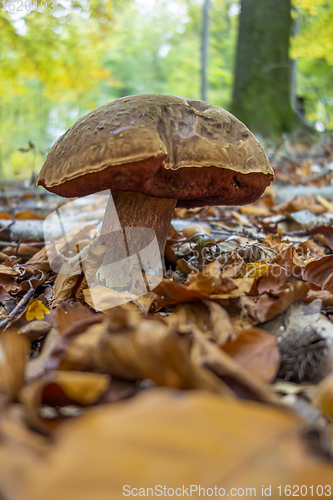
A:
[{"left": 38, "top": 94, "right": 274, "bottom": 207}]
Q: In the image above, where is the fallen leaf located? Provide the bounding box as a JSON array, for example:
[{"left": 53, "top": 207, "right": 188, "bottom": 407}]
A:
[
  {"left": 258, "top": 247, "right": 305, "bottom": 294},
  {"left": 21, "top": 389, "right": 321, "bottom": 500},
  {"left": 0, "top": 211, "right": 11, "bottom": 219},
  {"left": 186, "top": 263, "right": 237, "bottom": 295},
  {"left": 240, "top": 261, "right": 269, "bottom": 279},
  {"left": 0, "top": 331, "right": 29, "bottom": 399},
  {"left": 52, "top": 300, "right": 99, "bottom": 336},
  {"left": 21, "top": 371, "right": 110, "bottom": 433},
  {"left": 25, "top": 301, "right": 50, "bottom": 321},
  {"left": 222, "top": 327, "right": 280, "bottom": 383},
  {"left": 14, "top": 211, "right": 44, "bottom": 221},
  {"left": 308, "top": 225, "right": 333, "bottom": 251},
  {"left": 256, "top": 281, "right": 309, "bottom": 323},
  {"left": 313, "top": 374, "right": 333, "bottom": 418},
  {"left": 303, "top": 255, "right": 333, "bottom": 289}
]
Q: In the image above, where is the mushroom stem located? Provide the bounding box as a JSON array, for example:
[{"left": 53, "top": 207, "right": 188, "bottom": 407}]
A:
[{"left": 97, "top": 192, "right": 177, "bottom": 290}]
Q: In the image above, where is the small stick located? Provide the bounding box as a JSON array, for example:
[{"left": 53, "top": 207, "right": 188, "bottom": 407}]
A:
[{"left": 0, "top": 281, "right": 35, "bottom": 331}]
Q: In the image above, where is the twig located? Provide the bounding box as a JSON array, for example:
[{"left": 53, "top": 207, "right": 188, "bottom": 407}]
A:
[{"left": 0, "top": 281, "right": 35, "bottom": 331}]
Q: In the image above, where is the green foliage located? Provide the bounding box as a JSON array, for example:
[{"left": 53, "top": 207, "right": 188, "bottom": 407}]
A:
[
  {"left": 1, "top": 0, "right": 333, "bottom": 178},
  {"left": 292, "top": 0, "right": 333, "bottom": 127}
]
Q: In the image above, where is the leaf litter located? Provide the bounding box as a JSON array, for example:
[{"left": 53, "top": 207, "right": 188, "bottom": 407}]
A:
[{"left": 2, "top": 144, "right": 333, "bottom": 497}]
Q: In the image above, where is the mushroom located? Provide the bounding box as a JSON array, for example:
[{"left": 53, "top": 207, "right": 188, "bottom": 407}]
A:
[{"left": 38, "top": 95, "right": 274, "bottom": 287}]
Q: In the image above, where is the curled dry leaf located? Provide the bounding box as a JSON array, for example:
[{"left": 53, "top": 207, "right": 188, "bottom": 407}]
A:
[
  {"left": 26, "top": 327, "right": 60, "bottom": 381},
  {"left": 220, "top": 251, "right": 245, "bottom": 278},
  {"left": 20, "top": 388, "right": 323, "bottom": 500},
  {"left": 14, "top": 211, "right": 44, "bottom": 221},
  {"left": 210, "top": 277, "right": 255, "bottom": 301},
  {"left": 222, "top": 327, "right": 280, "bottom": 383},
  {"left": 313, "top": 374, "right": 333, "bottom": 419},
  {"left": 240, "top": 260, "right": 270, "bottom": 279},
  {"left": 302, "top": 255, "right": 333, "bottom": 290},
  {"left": 182, "top": 223, "right": 211, "bottom": 238},
  {"left": 194, "top": 332, "right": 280, "bottom": 404},
  {"left": 167, "top": 224, "right": 187, "bottom": 244},
  {"left": 152, "top": 279, "right": 208, "bottom": 310},
  {"left": 274, "top": 195, "right": 326, "bottom": 215},
  {"left": 0, "top": 286, "right": 11, "bottom": 301},
  {"left": 20, "top": 371, "right": 110, "bottom": 434},
  {"left": 56, "top": 322, "right": 107, "bottom": 371},
  {"left": 256, "top": 281, "right": 309, "bottom": 323},
  {"left": 202, "top": 299, "right": 236, "bottom": 346},
  {"left": 18, "top": 320, "right": 52, "bottom": 342},
  {"left": 53, "top": 271, "right": 82, "bottom": 306},
  {"left": 93, "top": 316, "right": 223, "bottom": 393},
  {"left": 297, "top": 239, "right": 326, "bottom": 261},
  {"left": 258, "top": 247, "right": 305, "bottom": 295},
  {"left": 305, "top": 289, "right": 333, "bottom": 307},
  {"left": 165, "top": 300, "right": 235, "bottom": 346},
  {"left": 52, "top": 300, "right": 98, "bottom": 336},
  {"left": 0, "top": 331, "right": 29, "bottom": 400},
  {"left": 308, "top": 225, "right": 333, "bottom": 251},
  {"left": 83, "top": 286, "right": 140, "bottom": 312},
  {"left": 92, "top": 307, "right": 277, "bottom": 403},
  {"left": 237, "top": 242, "right": 277, "bottom": 263},
  {"left": 185, "top": 263, "right": 237, "bottom": 295}
]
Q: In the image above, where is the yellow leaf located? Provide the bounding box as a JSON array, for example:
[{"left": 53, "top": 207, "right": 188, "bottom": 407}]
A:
[
  {"left": 240, "top": 261, "right": 269, "bottom": 279},
  {"left": 26, "top": 301, "right": 50, "bottom": 321}
]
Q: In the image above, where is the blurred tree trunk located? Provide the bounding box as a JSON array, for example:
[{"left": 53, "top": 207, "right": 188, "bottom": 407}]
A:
[
  {"left": 201, "top": 0, "right": 210, "bottom": 101},
  {"left": 231, "top": 0, "right": 300, "bottom": 137}
]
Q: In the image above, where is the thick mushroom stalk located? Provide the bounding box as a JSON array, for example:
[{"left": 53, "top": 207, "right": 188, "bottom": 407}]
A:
[{"left": 97, "top": 192, "right": 177, "bottom": 289}]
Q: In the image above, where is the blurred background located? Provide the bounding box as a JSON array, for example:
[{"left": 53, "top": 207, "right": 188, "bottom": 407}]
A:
[{"left": 1, "top": 0, "right": 332, "bottom": 180}]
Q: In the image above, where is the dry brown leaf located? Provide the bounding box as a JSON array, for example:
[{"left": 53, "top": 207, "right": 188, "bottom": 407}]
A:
[
  {"left": 0, "top": 286, "right": 11, "bottom": 301},
  {"left": 185, "top": 263, "right": 237, "bottom": 295},
  {"left": 194, "top": 332, "right": 279, "bottom": 404},
  {"left": 0, "top": 211, "right": 11, "bottom": 219},
  {"left": 57, "top": 322, "right": 107, "bottom": 371},
  {"left": 258, "top": 247, "right": 305, "bottom": 294},
  {"left": 210, "top": 277, "right": 254, "bottom": 300},
  {"left": 222, "top": 327, "right": 280, "bottom": 383},
  {"left": 165, "top": 300, "right": 235, "bottom": 346},
  {"left": 182, "top": 223, "right": 211, "bottom": 238},
  {"left": 152, "top": 279, "right": 207, "bottom": 309},
  {"left": 313, "top": 374, "right": 333, "bottom": 418},
  {"left": 305, "top": 289, "right": 333, "bottom": 306},
  {"left": 20, "top": 388, "right": 323, "bottom": 500},
  {"left": 53, "top": 271, "right": 82, "bottom": 306},
  {"left": 14, "top": 211, "right": 44, "bottom": 220},
  {"left": 220, "top": 250, "right": 245, "bottom": 278},
  {"left": 303, "top": 255, "right": 333, "bottom": 289},
  {"left": 21, "top": 371, "right": 110, "bottom": 433},
  {"left": 274, "top": 195, "right": 326, "bottom": 215},
  {"left": 308, "top": 225, "right": 333, "bottom": 251},
  {"left": 83, "top": 286, "right": 138, "bottom": 312},
  {"left": 0, "top": 331, "right": 29, "bottom": 399},
  {"left": 256, "top": 281, "right": 309, "bottom": 323},
  {"left": 0, "top": 265, "right": 19, "bottom": 276},
  {"left": 51, "top": 300, "right": 99, "bottom": 336},
  {"left": 93, "top": 316, "right": 225, "bottom": 393},
  {"left": 238, "top": 241, "right": 277, "bottom": 263},
  {"left": 297, "top": 239, "right": 326, "bottom": 260},
  {"left": 240, "top": 205, "right": 272, "bottom": 216},
  {"left": 203, "top": 299, "right": 235, "bottom": 345}
]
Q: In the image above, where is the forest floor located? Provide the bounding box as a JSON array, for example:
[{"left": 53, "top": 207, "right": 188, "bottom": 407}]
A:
[{"left": 1, "top": 135, "right": 333, "bottom": 499}]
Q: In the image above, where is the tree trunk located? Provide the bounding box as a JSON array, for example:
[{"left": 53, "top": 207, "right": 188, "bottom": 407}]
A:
[{"left": 231, "top": 0, "right": 300, "bottom": 137}]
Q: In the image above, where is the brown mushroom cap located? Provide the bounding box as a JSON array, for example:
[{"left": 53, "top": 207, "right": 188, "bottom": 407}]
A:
[{"left": 38, "top": 94, "right": 274, "bottom": 207}]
